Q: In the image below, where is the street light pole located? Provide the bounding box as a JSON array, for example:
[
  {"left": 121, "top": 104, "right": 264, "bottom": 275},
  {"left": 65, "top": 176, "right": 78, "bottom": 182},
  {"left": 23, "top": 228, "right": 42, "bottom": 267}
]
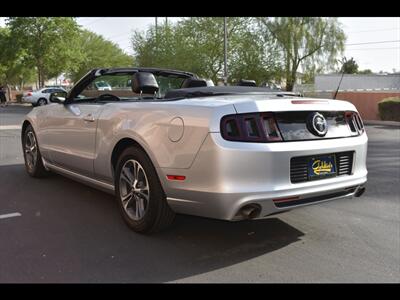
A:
[{"left": 223, "top": 17, "right": 228, "bottom": 86}]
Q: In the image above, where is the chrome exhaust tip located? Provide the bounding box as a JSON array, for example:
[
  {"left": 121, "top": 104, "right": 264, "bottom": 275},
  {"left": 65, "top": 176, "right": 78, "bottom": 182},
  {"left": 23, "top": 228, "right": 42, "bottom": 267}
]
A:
[
  {"left": 239, "top": 204, "right": 261, "bottom": 220},
  {"left": 354, "top": 186, "right": 366, "bottom": 197}
]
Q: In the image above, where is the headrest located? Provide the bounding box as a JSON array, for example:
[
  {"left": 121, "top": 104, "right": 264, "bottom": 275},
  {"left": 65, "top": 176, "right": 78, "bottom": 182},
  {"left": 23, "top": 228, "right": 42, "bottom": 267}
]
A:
[
  {"left": 132, "top": 72, "right": 159, "bottom": 94},
  {"left": 237, "top": 79, "right": 256, "bottom": 87},
  {"left": 181, "top": 78, "right": 208, "bottom": 88}
]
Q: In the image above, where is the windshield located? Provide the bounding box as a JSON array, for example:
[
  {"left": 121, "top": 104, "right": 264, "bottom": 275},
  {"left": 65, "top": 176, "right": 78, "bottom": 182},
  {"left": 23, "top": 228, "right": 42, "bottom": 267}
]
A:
[{"left": 76, "top": 72, "right": 187, "bottom": 101}]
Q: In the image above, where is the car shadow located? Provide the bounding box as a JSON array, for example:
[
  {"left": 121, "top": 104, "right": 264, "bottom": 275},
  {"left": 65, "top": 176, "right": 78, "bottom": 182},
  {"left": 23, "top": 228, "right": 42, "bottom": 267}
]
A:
[{"left": 0, "top": 164, "right": 304, "bottom": 283}]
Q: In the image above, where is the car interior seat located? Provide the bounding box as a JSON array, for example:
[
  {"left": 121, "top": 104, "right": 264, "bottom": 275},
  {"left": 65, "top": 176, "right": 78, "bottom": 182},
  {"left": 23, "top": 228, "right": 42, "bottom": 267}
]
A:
[
  {"left": 181, "top": 78, "right": 209, "bottom": 88},
  {"left": 132, "top": 72, "right": 160, "bottom": 98}
]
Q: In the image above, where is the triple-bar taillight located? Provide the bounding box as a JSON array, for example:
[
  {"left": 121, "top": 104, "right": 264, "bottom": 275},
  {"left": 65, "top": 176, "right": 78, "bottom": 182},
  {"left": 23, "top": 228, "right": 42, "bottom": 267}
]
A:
[
  {"left": 220, "top": 113, "right": 282, "bottom": 142},
  {"left": 345, "top": 111, "right": 364, "bottom": 135}
]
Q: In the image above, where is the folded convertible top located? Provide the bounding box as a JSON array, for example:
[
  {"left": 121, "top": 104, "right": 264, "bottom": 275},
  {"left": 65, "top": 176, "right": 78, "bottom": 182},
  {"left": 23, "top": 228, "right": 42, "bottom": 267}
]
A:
[{"left": 164, "top": 86, "right": 301, "bottom": 99}]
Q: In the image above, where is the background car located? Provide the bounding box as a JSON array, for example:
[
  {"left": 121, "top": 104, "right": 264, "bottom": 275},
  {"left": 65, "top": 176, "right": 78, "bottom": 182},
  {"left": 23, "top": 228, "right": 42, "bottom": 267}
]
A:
[
  {"left": 22, "top": 87, "right": 67, "bottom": 106},
  {"left": 94, "top": 81, "right": 112, "bottom": 91}
]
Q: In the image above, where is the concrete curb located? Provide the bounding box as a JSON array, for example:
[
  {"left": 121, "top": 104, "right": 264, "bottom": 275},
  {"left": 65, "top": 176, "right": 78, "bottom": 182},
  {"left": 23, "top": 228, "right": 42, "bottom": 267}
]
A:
[
  {"left": 364, "top": 120, "right": 400, "bottom": 127},
  {"left": 6, "top": 102, "right": 31, "bottom": 107}
]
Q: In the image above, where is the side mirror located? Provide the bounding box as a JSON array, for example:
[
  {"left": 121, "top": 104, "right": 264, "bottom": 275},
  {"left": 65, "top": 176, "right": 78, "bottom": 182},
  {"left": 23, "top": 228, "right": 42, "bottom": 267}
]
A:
[{"left": 50, "top": 92, "right": 67, "bottom": 103}]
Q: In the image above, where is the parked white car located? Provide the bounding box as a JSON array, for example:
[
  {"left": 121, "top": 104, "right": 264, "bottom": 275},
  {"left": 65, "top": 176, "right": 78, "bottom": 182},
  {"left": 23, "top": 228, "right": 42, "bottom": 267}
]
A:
[
  {"left": 22, "top": 87, "right": 67, "bottom": 106},
  {"left": 94, "top": 81, "right": 112, "bottom": 91}
]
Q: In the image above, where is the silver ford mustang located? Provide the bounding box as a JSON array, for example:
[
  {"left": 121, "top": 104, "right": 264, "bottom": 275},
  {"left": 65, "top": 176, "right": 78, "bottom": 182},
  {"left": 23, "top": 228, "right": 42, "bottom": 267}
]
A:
[{"left": 22, "top": 68, "right": 368, "bottom": 233}]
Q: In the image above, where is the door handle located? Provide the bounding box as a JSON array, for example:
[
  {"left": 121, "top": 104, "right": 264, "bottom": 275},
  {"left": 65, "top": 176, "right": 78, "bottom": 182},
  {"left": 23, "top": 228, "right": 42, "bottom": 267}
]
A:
[{"left": 83, "top": 114, "right": 95, "bottom": 122}]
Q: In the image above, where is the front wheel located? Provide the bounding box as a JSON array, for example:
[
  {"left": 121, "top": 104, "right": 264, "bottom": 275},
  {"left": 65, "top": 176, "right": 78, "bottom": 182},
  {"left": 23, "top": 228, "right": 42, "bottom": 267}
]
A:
[
  {"left": 115, "top": 146, "right": 175, "bottom": 234},
  {"left": 22, "top": 125, "right": 50, "bottom": 177}
]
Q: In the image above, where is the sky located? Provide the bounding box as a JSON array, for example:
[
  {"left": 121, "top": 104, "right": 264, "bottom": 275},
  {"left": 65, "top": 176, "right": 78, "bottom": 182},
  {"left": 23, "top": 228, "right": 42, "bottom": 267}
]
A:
[
  {"left": 77, "top": 17, "right": 400, "bottom": 73},
  {"left": 1, "top": 17, "right": 399, "bottom": 73}
]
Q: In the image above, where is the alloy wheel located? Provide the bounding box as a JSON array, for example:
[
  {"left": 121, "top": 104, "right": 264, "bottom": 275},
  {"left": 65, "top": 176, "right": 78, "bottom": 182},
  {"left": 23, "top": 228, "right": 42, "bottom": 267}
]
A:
[
  {"left": 25, "top": 131, "right": 38, "bottom": 171},
  {"left": 119, "top": 159, "right": 150, "bottom": 221}
]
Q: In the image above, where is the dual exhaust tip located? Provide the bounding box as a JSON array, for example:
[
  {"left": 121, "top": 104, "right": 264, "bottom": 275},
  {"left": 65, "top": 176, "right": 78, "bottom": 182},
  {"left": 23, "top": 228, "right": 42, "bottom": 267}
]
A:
[
  {"left": 354, "top": 186, "right": 366, "bottom": 197},
  {"left": 236, "top": 185, "right": 366, "bottom": 220},
  {"left": 237, "top": 204, "right": 261, "bottom": 220}
]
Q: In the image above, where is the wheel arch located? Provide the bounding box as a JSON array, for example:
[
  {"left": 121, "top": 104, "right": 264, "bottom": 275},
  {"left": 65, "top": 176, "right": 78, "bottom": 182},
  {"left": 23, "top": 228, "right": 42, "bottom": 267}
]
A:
[
  {"left": 21, "top": 120, "right": 32, "bottom": 143},
  {"left": 110, "top": 137, "right": 156, "bottom": 180}
]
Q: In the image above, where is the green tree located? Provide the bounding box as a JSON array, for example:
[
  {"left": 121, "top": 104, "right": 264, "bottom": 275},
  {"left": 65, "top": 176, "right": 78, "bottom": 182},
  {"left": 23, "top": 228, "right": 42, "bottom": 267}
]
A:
[
  {"left": 69, "top": 30, "right": 134, "bottom": 82},
  {"left": 227, "top": 20, "right": 282, "bottom": 85},
  {"left": 341, "top": 57, "right": 359, "bottom": 74},
  {"left": 0, "top": 27, "right": 36, "bottom": 99},
  {"left": 6, "top": 17, "right": 83, "bottom": 88},
  {"left": 257, "top": 17, "right": 346, "bottom": 91},
  {"left": 132, "top": 17, "right": 281, "bottom": 85},
  {"left": 301, "top": 65, "right": 324, "bottom": 84}
]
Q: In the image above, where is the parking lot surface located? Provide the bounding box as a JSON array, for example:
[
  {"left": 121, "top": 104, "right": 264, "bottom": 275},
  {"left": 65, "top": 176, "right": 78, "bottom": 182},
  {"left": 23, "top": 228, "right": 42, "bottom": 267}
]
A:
[{"left": 0, "top": 105, "right": 399, "bottom": 283}]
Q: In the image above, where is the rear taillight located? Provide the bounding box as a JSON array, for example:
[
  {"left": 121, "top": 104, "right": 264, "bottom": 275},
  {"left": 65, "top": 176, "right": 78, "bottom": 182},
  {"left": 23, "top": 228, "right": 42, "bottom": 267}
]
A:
[
  {"left": 345, "top": 111, "right": 364, "bottom": 135},
  {"left": 221, "top": 112, "right": 282, "bottom": 142},
  {"left": 27, "top": 92, "right": 32, "bottom": 96}
]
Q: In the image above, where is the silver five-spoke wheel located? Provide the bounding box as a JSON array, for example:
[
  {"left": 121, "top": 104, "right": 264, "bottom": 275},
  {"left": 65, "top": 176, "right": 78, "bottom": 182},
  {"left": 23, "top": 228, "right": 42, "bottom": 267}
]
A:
[
  {"left": 25, "top": 131, "right": 38, "bottom": 171},
  {"left": 119, "top": 159, "right": 150, "bottom": 221}
]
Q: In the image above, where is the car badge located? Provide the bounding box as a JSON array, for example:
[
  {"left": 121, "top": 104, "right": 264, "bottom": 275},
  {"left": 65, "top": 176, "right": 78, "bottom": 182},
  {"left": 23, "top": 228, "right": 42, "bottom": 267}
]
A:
[{"left": 307, "top": 112, "right": 328, "bottom": 137}]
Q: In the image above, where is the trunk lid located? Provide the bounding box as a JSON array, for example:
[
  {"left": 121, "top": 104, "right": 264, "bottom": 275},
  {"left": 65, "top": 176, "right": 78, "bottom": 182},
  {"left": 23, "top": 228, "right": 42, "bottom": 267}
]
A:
[
  {"left": 232, "top": 98, "right": 357, "bottom": 114},
  {"left": 230, "top": 98, "right": 363, "bottom": 142}
]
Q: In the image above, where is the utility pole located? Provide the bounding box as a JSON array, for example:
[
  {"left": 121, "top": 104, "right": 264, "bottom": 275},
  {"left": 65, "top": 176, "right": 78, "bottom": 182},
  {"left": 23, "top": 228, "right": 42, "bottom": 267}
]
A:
[
  {"left": 223, "top": 17, "right": 228, "bottom": 86},
  {"left": 165, "top": 17, "right": 168, "bottom": 26},
  {"left": 155, "top": 17, "right": 158, "bottom": 34}
]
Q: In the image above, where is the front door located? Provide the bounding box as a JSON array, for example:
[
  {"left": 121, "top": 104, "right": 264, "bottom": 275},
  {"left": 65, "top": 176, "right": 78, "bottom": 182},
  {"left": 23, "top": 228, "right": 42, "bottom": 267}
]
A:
[{"left": 42, "top": 103, "right": 104, "bottom": 178}]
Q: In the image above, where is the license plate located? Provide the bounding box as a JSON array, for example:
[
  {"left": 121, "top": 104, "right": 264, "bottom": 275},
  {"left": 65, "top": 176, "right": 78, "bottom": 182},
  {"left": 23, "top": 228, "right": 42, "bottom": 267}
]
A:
[{"left": 308, "top": 154, "right": 337, "bottom": 180}]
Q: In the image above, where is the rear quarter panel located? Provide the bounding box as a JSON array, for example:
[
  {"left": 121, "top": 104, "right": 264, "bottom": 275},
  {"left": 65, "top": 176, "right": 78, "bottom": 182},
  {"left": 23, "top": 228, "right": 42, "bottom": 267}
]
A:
[{"left": 93, "top": 101, "right": 236, "bottom": 183}]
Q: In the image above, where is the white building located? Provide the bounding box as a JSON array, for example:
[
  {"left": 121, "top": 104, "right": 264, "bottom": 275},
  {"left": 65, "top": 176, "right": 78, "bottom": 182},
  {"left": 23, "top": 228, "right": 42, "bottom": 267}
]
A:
[{"left": 314, "top": 74, "right": 400, "bottom": 92}]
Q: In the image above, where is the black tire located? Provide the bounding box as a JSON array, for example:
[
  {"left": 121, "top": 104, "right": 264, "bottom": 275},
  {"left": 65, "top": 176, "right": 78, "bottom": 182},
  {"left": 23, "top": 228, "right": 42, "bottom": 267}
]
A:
[
  {"left": 22, "top": 125, "right": 50, "bottom": 178},
  {"left": 37, "top": 98, "right": 47, "bottom": 106},
  {"left": 115, "top": 146, "right": 175, "bottom": 234}
]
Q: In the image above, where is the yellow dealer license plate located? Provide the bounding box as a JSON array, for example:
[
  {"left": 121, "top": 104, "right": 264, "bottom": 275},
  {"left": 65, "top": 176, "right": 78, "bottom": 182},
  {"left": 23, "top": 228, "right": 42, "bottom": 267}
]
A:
[{"left": 308, "top": 154, "right": 337, "bottom": 180}]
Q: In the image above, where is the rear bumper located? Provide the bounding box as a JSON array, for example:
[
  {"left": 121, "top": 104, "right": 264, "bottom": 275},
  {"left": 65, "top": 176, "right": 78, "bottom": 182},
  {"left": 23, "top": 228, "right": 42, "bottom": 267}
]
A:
[
  {"left": 160, "top": 132, "right": 368, "bottom": 220},
  {"left": 21, "top": 96, "right": 35, "bottom": 103}
]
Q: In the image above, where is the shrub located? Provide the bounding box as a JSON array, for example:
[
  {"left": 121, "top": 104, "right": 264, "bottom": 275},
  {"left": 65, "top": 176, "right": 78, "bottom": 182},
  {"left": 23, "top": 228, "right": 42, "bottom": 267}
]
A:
[{"left": 378, "top": 97, "right": 400, "bottom": 121}]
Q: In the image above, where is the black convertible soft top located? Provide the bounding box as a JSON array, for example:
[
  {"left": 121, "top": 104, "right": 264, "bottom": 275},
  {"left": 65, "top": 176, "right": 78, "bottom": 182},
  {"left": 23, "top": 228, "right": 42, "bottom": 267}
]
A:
[{"left": 164, "top": 86, "right": 302, "bottom": 99}]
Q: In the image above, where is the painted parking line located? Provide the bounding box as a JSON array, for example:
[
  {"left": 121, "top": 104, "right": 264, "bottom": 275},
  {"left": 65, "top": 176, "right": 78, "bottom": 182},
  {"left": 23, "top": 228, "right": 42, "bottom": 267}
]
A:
[
  {"left": 0, "top": 125, "right": 22, "bottom": 130},
  {"left": 0, "top": 212, "right": 22, "bottom": 220}
]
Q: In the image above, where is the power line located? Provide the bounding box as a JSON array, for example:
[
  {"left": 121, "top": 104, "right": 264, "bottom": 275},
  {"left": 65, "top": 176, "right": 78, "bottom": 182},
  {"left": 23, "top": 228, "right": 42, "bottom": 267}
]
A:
[
  {"left": 345, "top": 40, "right": 400, "bottom": 46},
  {"left": 347, "top": 27, "right": 400, "bottom": 34},
  {"left": 81, "top": 17, "right": 106, "bottom": 27},
  {"left": 346, "top": 47, "right": 400, "bottom": 51}
]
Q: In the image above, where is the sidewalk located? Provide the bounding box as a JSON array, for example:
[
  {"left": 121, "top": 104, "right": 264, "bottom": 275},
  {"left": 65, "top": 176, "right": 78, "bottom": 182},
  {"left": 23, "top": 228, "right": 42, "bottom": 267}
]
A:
[{"left": 4, "top": 102, "right": 31, "bottom": 107}]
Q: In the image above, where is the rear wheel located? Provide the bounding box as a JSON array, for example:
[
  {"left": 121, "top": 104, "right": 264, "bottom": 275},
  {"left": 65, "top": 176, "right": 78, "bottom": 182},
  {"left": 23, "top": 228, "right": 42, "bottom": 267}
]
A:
[
  {"left": 115, "top": 146, "right": 175, "bottom": 233},
  {"left": 37, "top": 98, "right": 47, "bottom": 106},
  {"left": 22, "top": 125, "right": 49, "bottom": 177}
]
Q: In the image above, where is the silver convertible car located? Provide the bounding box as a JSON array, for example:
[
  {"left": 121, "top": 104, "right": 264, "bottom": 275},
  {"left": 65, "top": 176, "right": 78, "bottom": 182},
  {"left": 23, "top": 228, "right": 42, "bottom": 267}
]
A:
[{"left": 22, "top": 67, "right": 368, "bottom": 233}]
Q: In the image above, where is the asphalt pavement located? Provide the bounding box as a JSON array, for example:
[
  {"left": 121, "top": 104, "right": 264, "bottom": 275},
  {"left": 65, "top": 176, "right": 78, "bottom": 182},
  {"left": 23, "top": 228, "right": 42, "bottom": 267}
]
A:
[{"left": 0, "top": 105, "right": 399, "bottom": 283}]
